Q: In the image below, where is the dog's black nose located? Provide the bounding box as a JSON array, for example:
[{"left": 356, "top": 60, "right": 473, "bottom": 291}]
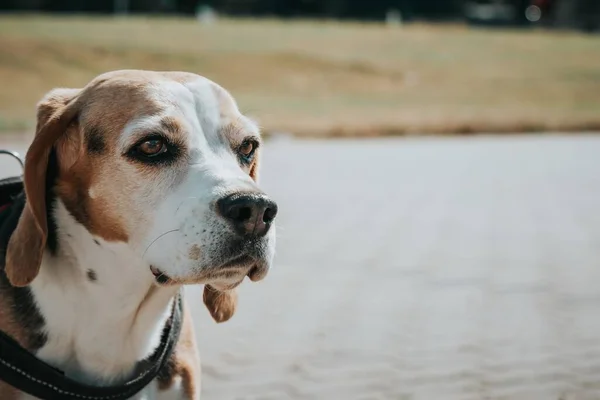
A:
[{"left": 217, "top": 193, "right": 278, "bottom": 237}]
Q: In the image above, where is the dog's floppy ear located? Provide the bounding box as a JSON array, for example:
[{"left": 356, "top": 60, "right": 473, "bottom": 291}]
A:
[
  {"left": 203, "top": 285, "right": 238, "bottom": 323},
  {"left": 5, "top": 88, "right": 81, "bottom": 287}
]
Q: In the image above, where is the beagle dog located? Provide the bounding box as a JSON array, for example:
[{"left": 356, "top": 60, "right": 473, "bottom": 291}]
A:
[{"left": 0, "top": 70, "right": 278, "bottom": 399}]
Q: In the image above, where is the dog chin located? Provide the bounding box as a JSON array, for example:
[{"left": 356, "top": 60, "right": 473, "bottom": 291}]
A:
[
  {"left": 204, "top": 259, "right": 270, "bottom": 290},
  {"left": 150, "top": 258, "right": 270, "bottom": 288}
]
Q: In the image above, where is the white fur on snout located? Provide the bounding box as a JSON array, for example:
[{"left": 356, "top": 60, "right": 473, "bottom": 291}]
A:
[{"left": 142, "top": 155, "right": 270, "bottom": 280}]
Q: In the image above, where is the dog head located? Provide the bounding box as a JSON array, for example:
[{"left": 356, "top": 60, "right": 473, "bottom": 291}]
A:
[{"left": 5, "top": 70, "right": 278, "bottom": 321}]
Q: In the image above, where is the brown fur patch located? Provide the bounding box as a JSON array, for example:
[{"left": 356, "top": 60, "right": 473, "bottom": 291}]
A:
[
  {"left": 54, "top": 162, "right": 129, "bottom": 243},
  {"left": 85, "top": 126, "right": 106, "bottom": 154},
  {"left": 160, "top": 116, "right": 183, "bottom": 135},
  {"left": 157, "top": 300, "right": 200, "bottom": 399},
  {"left": 55, "top": 123, "right": 83, "bottom": 174}
]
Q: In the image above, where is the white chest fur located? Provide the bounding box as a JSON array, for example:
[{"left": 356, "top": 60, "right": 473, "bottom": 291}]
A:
[{"left": 28, "top": 201, "right": 178, "bottom": 386}]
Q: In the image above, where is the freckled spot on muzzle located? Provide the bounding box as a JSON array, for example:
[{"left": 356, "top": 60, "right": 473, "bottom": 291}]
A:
[{"left": 188, "top": 244, "right": 201, "bottom": 261}]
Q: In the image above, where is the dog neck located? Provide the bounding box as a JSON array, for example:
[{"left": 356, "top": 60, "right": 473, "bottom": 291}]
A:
[{"left": 28, "top": 198, "right": 179, "bottom": 386}]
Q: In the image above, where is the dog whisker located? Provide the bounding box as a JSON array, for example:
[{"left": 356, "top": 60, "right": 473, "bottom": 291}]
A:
[{"left": 143, "top": 229, "right": 180, "bottom": 258}]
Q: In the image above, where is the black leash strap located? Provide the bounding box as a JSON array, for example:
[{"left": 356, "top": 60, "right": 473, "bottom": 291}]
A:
[{"left": 0, "top": 291, "right": 182, "bottom": 400}]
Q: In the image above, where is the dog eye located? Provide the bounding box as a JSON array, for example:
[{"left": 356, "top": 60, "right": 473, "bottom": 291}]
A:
[
  {"left": 239, "top": 141, "right": 254, "bottom": 156},
  {"left": 137, "top": 139, "right": 167, "bottom": 157},
  {"left": 238, "top": 139, "right": 258, "bottom": 162},
  {"left": 126, "top": 136, "right": 180, "bottom": 165}
]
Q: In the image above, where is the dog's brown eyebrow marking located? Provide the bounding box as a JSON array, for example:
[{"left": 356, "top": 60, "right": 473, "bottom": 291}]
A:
[
  {"left": 159, "top": 117, "right": 181, "bottom": 134},
  {"left": 87, "top": 269, "right": 98, "bottom": 282},
  {"left": 86, "top": 127, "right": 106, "bottom": 154}
]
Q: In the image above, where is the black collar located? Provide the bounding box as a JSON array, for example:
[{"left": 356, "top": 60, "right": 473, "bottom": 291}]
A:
[
  {"left": 0, "top": 294, "right": 182, "bottom": 400},
  {"left": 0, "top": 176, "right": 183, "bottom": 400}
]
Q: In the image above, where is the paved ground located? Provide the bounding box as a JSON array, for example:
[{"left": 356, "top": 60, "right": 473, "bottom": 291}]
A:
[{"left": 2, "top": 134, "right": 600, "bottom": 400}]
